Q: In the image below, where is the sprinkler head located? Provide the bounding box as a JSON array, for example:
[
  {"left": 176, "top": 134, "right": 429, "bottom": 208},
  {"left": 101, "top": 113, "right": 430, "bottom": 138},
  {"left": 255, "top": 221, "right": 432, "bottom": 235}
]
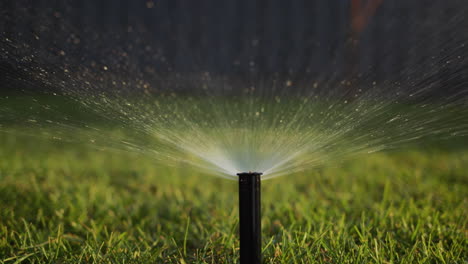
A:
[
  {"left": 237, "top": 172, "right": 262, "bottom": 264},
  {"left": 237, "top": 171, "right": 263, "bottom": 177},
  {"left": 237, "top": 171, "right": 262, "bottom": 174}
]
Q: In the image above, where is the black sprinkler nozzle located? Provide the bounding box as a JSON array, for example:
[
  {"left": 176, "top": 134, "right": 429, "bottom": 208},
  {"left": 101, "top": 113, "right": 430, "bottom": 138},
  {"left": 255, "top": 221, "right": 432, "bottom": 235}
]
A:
[{"left": 237, "top": 172, "right": 262, "bottom": 264}]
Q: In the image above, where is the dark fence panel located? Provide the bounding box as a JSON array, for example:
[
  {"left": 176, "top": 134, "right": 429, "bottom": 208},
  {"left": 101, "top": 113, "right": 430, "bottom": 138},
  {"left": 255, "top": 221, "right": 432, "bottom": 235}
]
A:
[{"left": 1, "top": 0, "right": 467, "bottom": 94}]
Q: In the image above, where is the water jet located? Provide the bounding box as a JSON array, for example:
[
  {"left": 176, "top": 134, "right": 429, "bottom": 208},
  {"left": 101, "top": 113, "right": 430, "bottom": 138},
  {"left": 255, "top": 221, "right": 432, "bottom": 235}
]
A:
[{"left": 237, "top": 172, "right": 262, "bottom": 264}]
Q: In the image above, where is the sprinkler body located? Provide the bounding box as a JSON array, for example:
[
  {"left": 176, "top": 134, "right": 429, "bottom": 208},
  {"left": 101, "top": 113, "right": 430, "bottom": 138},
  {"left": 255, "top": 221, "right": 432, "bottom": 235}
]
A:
[{"left": 237, "top": 172, "right": 262, "bottom": 264}]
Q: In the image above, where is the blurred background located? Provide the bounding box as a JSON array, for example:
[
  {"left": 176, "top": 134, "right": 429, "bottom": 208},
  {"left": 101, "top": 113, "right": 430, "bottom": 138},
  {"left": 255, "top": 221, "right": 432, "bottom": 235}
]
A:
[{"left": 1, "top": 0, "right": 467, "bottom": 96}]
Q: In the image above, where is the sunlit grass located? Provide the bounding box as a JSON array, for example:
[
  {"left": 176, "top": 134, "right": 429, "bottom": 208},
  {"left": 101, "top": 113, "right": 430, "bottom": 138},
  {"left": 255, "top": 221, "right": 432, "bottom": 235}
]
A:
[{"left": 0, "top": 132, "right": 467, "bottom": 263}]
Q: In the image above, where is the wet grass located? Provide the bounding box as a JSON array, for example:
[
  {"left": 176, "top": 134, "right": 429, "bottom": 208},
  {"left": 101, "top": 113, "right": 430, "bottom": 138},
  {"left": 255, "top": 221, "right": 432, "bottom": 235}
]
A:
[{"left": 0, "top": 132, "right": 467, "bottom": 263}]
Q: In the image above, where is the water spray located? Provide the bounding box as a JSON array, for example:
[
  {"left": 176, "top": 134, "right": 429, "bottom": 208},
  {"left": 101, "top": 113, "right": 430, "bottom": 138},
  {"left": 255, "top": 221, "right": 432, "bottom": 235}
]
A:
[{"left": 237, "top": 172, "right": 262, "bottom": 264}]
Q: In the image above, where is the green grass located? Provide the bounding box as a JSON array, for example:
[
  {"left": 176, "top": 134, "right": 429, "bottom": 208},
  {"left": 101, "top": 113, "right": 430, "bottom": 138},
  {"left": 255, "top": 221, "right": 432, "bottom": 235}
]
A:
[{"left": 0, "top": 132, "right": 467, "bottom": 263}]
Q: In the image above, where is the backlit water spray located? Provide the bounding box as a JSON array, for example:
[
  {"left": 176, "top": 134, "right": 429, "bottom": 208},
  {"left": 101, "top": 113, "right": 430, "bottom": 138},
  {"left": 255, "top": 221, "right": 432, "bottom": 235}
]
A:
[{"left": 1, "top": 0, "right": 468, "bottom": 262}]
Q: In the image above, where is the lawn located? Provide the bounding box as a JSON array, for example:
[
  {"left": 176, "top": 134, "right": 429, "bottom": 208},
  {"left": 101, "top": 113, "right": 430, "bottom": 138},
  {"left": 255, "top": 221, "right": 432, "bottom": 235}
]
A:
[{"left": 0, "top": 132, "right": 467, "bottom": 263}]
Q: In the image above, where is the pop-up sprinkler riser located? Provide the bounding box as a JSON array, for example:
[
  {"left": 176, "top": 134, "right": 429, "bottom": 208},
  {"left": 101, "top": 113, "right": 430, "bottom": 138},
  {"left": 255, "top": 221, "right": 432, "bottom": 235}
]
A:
[{"left": 237, "top": 172, "right": 262, "bottom": 264}]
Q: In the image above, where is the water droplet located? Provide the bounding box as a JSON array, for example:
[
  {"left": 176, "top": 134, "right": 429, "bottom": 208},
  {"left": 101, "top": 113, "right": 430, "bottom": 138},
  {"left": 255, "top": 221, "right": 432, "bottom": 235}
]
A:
[{"left": 146, "top": 1, "right": 155, "bottom": 8}]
